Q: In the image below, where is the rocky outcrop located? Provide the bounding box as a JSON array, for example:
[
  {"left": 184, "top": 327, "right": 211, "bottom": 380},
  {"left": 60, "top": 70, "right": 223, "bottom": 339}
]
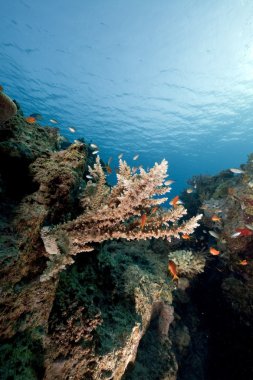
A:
[
  {"left": 0, "top": 99, "right": 180, "bottom": 380},
  {"left": 0, "top": 91, "right": 17, "bottom": 123}
]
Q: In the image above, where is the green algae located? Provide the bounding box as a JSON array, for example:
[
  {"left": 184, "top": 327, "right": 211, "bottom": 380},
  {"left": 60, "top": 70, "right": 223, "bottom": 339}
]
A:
[{"left": 0, "top": 330, "right": 44, "bottom": 380}]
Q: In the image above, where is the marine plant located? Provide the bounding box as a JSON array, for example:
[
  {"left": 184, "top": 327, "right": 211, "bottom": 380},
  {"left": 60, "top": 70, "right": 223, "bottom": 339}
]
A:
[{"left": 40, "top": 156, "right": 202, "bottom": 281}]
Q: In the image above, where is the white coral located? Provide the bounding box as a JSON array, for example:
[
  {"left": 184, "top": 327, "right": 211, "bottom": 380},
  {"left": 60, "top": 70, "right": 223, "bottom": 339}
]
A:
[{"left": 40, "top": 156, "right": 202, "bottom": 281}]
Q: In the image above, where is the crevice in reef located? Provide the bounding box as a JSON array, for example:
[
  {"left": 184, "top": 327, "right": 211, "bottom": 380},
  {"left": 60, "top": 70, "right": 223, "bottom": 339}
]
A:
[{"left": 188, "top": 267, "right": 253, "bottom": 380}]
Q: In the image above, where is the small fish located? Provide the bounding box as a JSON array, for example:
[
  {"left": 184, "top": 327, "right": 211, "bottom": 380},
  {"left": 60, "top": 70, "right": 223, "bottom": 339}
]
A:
[
  {"left": 209, "top": 231, "right": 220, "bottom": 239},
  {"left": 229, "top": 168, "right": 245, "bottom": 174},
  {"left": 182, "top": 234, "right": 190, "bottom": 240},
  {"left": 68, "top": 127, "right": 76, "bottom": 133},
  {"left": 86, "top": 175, "right": 93, "bottom": 179},
  {"left": 92, "top": 150, "right": 99, "bottom": 155},
  {"left": 140, "top": 214, "right": 147, "bottom": 229},
  {"left": 169, "top": 195, "right": 180, "bottom": 207},
  {"left": 209, "top": 247, "right": 220, "bottom": 256},
  {"left": 90, "top": 144, "right": 98, "bottom": 149},
  {"left": 108, "top": 157, "right": 113, "bottom": 165},
  {"left": 245, "top": 224, "right": 253, "bottom": 231},
  {"left": 235, "top": 228, "right": 253, "bottom": 237},
  {"left": 231, "top": 231, "right": 241, "bottom": 238},
  {"left": 168, "top": 260, "right": 179, "bottom": 281},
  {"left": 30, "top": 113, "right": 43, "bottom": 120},
  {"left": 239, "top": 259, "right": 248, "bottom": 266},
  {"left": 211, "top": 215, "right": 221, "bottom": 222},
  {"left": 25, "top": 116, "right": 36, "bottom": 124},
  {"left": 132, "top": 166, "right": 138, "bottom": 174},
  {"left": 0, "top": 85, "right": 3, "bottom": 91},
  {"left": 50, "top": 118, "right": 58, "bottom": 124},
  {"left": 186, "top": 188, "right": 193, "bottom": 194},
  {"left": 118, "top": 153, "right": 123, "bottom": 159},
  {"left": 133, "top": 154, "right": 139, "bottom": 160},
  {"left": 151, "top": 207, "right": 158, "bottom": 214},
  {"left": 164, "top": 180, "right": 175, "bottom": 186},
  {"left": 105, "top": 165, "right": 112, "bottom": 174}
]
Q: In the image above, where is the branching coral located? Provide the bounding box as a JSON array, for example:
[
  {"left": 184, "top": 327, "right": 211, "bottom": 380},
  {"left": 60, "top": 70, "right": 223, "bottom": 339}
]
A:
[
  {"left": 40, "top": 156, "right": 202, "bottom": 281},
  {"left": 168, "top": 250, "right": 205, "bottom": 277}
]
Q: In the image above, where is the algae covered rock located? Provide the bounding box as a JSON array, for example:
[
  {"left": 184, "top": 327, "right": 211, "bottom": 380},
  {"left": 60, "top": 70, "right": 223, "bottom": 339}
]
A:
[{"left": 0, "top": 91, "right": 17, "bottom": 123}]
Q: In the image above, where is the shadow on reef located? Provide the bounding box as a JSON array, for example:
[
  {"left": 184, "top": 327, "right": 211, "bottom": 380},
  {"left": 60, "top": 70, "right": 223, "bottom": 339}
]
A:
[
  {"left": 122, "top": 316, "right": 176, "bottom": 380},
  {"left": 0, "top": 330, "right": 45, "bottom": 380},
  {"left": 188, "top": 266, "right": 253, "bottom": 380},
  {"left": 48, "top": 249, "right": 139, "bottom": 357}
]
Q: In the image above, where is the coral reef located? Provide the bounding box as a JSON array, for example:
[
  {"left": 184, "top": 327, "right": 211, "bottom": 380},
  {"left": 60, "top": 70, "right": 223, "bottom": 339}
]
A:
[
  {"left": 3, "top": 95, "right": 253, "bottom": 379},
  {"left": 0, "top": 91, "right": 17, "bottom": 123},
  {"left": 0, "top": 98, "right": 198, "bottom": 380}
]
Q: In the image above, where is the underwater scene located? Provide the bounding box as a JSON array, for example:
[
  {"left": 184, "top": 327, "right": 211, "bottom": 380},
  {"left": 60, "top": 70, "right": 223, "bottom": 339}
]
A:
[{"left": 1, "top": 1, "right": 253, "bottom": 379}]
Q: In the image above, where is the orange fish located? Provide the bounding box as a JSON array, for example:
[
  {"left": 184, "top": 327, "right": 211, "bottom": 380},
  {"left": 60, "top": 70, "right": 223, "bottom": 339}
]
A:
[
  {"left": 25, "top": 116, "right": 36, "bottom": 124},
  {"left": 182, "top": 234, "right": 190, "bottom": 240},
  {"left": 140, "top": 214, "right": 147, "bottom": 229},
  {"left": 168, "top": 260, "right": 179, "bottom": 281},
  {"left": 239, "top": 259, "right": 248, "bottom": 266},
  {"left": 151, "top": 207, "right": 158, "bottom": 214},
  {"left": 170, "top": 195, "right": 180, "bottom": 207},
  {"left": 105, "top": 165, "right": 112, "bottom": 174},
  {"left": 209, "top": 247, "right": 220, "bottom": 256},
  {"left": 211, "top": 215, "right": 221, "bottom": 222},
  {"left": 0, "top": 85, "right": 3, "bottom": 91}
]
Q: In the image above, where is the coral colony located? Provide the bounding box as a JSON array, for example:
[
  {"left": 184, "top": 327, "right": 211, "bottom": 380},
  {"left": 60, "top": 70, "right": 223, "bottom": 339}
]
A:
[{"left": 40, "top": 155, "right": 202, "bottom": 281}]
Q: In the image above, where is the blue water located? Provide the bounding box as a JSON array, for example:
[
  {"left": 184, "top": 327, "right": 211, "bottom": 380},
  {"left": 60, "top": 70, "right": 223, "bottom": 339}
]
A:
[{"left": 1, "top": 0, "right": 253, "bottom": 195}]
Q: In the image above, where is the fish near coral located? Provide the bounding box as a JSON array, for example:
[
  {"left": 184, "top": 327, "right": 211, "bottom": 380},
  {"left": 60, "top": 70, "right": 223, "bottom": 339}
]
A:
[
  {"left": 168, "top": 260, "right": 179, "bottom": 281},
  {"left": 239, "top": 259, "right": 248, "bottom": 266},
  {"left": 235, "top": 228, "right": 253, "bottom": 237},
  {"left": 25, "top": 116, "right": 36, "bottom": 124},
  {"left": 140, "top": 213, "right": 147, "bottom": 229},
  {"left": 211, "top": 215, "right": 221, "bottom": 222},
  {"left": 229, "top": 168, "right": 245, "bottom": 174},
  {"left": 170, "top": 195, "right": 180, "bottom": 207},
  {"left": 182, "top": 234, "right": 191, "bottom": 240},
  {"left": 209, "top": 247, "right": 220, "bottom": 255},
  {"left": 105, "top": 165, "right": 112, "bottom": 174}
]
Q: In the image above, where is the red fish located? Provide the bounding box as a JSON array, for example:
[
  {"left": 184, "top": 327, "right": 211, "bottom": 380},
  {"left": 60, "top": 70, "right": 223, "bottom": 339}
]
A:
[
  {"left": 140, "top": 214, "right": 147, "bottom": 229},
  {"left": 168, "top": 260, "right": 179, "bottom": 281},
  {"left": 182, "top": 234, "right": 190, "bottom": 240},
  {"left": 236, "top": 228, "right": 253, "bottom": 237}
]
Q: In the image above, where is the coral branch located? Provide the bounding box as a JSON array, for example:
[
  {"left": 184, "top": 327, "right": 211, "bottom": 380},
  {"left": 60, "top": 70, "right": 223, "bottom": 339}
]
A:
[{"left": 40, "top": 157, "right": 202, "bottom": 281}]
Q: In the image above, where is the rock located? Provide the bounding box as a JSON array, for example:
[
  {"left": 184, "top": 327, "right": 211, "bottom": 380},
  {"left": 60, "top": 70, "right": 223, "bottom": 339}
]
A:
[{"left": 0, "top": 92, "right": 17, "bottom": 123}]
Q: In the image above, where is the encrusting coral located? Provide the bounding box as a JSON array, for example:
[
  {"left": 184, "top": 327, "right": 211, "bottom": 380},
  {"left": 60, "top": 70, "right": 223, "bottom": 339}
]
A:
[{"left": 40, "top": 156, "right": 202, "bottom": 281}]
